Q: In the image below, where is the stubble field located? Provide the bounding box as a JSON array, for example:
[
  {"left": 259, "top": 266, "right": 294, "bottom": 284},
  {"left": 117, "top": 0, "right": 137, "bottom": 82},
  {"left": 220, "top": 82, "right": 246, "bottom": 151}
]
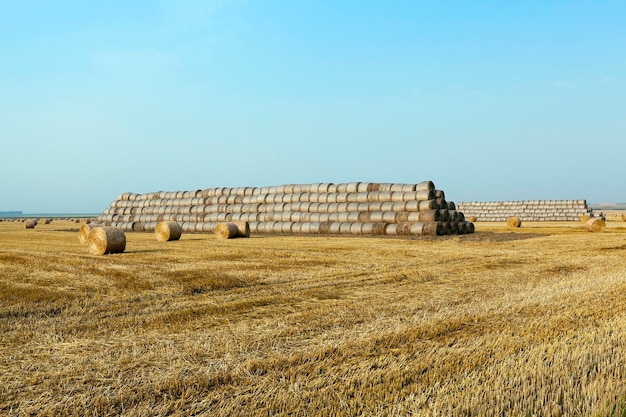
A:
[{"left": 1, "top": 218, "right": 626, "bottom": 416}]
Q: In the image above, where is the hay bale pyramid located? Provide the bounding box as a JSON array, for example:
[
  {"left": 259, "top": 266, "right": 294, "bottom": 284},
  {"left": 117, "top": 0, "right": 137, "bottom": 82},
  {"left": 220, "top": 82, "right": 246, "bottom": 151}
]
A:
[{"left": 96, "top": 181, "right": 474, "bottom": 237}]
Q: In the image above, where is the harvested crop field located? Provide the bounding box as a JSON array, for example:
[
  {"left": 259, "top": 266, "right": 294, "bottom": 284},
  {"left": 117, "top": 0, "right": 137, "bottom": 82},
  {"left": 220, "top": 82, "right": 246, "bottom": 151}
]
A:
[{"left": 2, "top": 219, "right": 626, "bottom": 416}]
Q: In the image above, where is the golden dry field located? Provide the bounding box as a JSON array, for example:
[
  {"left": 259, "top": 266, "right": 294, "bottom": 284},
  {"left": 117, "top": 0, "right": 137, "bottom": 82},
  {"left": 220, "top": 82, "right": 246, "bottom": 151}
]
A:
[{"left": 2, "top": 217, "right": 626, "bottom": 416}]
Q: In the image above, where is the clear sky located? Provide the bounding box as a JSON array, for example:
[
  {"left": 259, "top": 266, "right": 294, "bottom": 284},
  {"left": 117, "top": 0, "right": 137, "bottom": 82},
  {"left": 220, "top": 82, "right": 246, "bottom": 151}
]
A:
[{"left": 1, "top": 1, "right": 625, "bottom": 213}]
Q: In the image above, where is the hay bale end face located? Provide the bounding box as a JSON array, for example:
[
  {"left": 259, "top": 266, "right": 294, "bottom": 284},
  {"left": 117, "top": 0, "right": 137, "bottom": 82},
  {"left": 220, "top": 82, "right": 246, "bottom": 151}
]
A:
[
  {"left": 88, "top": 226, "right": 126, "bottom": 255},
  {"left": 507, "top": 217, "right": 522, "bottom": 228},
  {"left": 585, "top": 218, "right": 606, "bottom": 232},
  {"left": 155, "top": 221, "right": 182, "bottom": 242},
  {"left": 79, "top": 223, "right": 103, "bottom": 244}
]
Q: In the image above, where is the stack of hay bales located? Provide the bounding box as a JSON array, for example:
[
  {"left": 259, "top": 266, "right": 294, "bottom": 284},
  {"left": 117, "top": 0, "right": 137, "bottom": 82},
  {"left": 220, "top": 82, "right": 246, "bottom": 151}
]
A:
[
  {"left": 96, "top": 181, "right": 474, "bottom": 237},
  {"left": 457, "top": 200, "right": 592, "bottom": 222}
]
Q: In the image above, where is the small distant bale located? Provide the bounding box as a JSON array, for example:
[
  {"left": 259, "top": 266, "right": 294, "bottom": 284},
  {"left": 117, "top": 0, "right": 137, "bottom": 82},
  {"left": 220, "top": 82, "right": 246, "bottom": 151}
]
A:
[
  {"left": 585, "top": 218, "right": 606, "bottom": 233},
  {"left": 622, "top": 213, "right": 626, "bottom": 222},
  {"left": 155, "top": 221, "right": 182, "bottom": 242},
  {"left": 88, "top": 226, "right": 126, "bottom": 255},
  {"left": 25, "top": 219, "right": 37, "bottom": 229},
  {"left": 40, "top": 218, "right": 50, "bottom": 225},
  {"left": 507, "top": 217, "right": 522, "bottom": 228},
  {"left": 79, "top": 223, "right": 103, "bottom": 244},
  {"left": 580, "top": 215, "right": 591, "bottom": 223},
  {"left": 215, "top": 221, "right": 250, "bottom": 239},
  {"left": 467, "top": 215, "right": 477, "bottom": 223}
]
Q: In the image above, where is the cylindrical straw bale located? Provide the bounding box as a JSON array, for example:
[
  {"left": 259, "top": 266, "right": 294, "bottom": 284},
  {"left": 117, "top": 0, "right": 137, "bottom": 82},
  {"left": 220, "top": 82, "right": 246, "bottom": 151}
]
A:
[
  {"left": 318, "top": 213, "right": 330, "bottom": 222},
  {"left": 434, "top": 190, "right": 445, "bottom": 199},
  {"left": 215, "top": 221, "right": 250, "bottom": 238},
  {"left": 215, "top": 222, "right": 240, "bottom": 239},
  {"left": 507, "top": 217, "right": 522, "bottom": 228},
  {"left": 382, "top": 211, "right": 398, "bottom": 223},
  {"left": 280, "top": 222, "right": 294, "bottom": 234},
  {"left": 415, "top": 181, "right": 435, "bottom": 192},
  {"left": 377, "top": 191, "right": 393, "bottom": 202},
  {"left": 395, "top": 222, "right": 413, "bottom": 236},
  {"left": 385, "top": 224, "right": 398, "bottom": 236},
  {"left": 396, "top": 212, "right": 410, "bottom": 223},
  {"left": 155, "top": 221, "right": 182, "bottom": 242},
  {"left": 418, "top": 210, "right": 440, "bottom": 222},
  {"left": 88, "top": 226, "right": 126, "bottom": 255},
  {"left": 447, "top": 201, "right": 456, "bottom": 210},
  {"left": 367, "top": 202, "right": 383, "bottom": 212},
  {"left": 24, "top": 219, "right": 37, "bottom": 229},
  {"left": 467, "top": 215, "right": 477, "bottom": 222},
  {"left": 336, "top": 192, "right": 349, "bottom": 203},
  {"left": 79, "top": 223, "right": 103, "bottom": 244},
  {"left": 350, "top": 223, "right": 363, "bottom": 234},
  {"left": 309, "top": 213, "right": 322, "bottom": 222},
  {"left": 345, "top": 182, "right": 360, "bottom": 193},
  {"left": 356, "top": 183, "right": 370, "bottom": 192},
  {"left": 336, "top": 212, "right": 350, "bottom": 222},
  {"left": 339, "top": 223, "right": 352, "bottom": 234},
  {"left": 290, "top": 223, "right": 302, "bottom": 234},
  {"left": 329, "top": 222, "right": 342, "bottom": 234},
  {"left": 318, "top": 222, "right": 331, "bottom": 234},
  {"left": 308, "top": 222, "right": 321, "bottom": 234},
  {"left": 358, "top": 212, "right": 372, "bottom": 222},
  {"left": 366, "top": 183, "right": 381, "bottom": 192},
  {"left": 466, "top": 222, "right": 475, "bottom": 234},
  {"left": 439, "top": 210, "right": 451, "bottom": 222},
  {"left": 311, "top": 183, "right": 326, "bottom": 193},
  {"left": 347, "top": 212, "right": 360, "bottom": 222},
  {"left": 373, "top": 223, "right": 388, "bottom": 235},
  {"left": 585, "top": 218, "right": 606, "bottom": 232}
]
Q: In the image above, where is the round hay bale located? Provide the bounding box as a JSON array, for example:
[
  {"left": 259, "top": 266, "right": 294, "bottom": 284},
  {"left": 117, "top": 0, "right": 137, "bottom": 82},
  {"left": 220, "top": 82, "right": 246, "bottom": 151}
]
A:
[
  {"left": 580, "top": 215, "right": 591, "bottom": 223},
  {"left": 338, "top": 222, "right": 352, "bottom": 234},
  {"left": 467, "top": 215, "right": 477, "bottom": 222},
  {"left": 415, "top": 181, "right": 435, "bottom": 191},
  {"left": 24, "top": 219, "right": 37, "bottom": 229},
  {"left": 346, "top": 182, "right": 361, "bottom": 193},
  {"left": 395, "top": 222, "right": 413, "bottom": 236},
  {"left": 350, "top": 223, "right": 363, "bottom": 234},
  {"left": 79, "top": 223, "right": 103, "bottom": 244},
  {"left": 318, "top": 222, "right": 331, "bottom": 234},
  {"left": 385, "top": 224, "right": 398, "bottom": 236},
  {"left": 155, "top": 221, "right": 182, "bottom": 242},
  {"left": 507, "top": 217, "right": 522, "bottom": 228},
  {"left": 585, "top": 218, "right": 606, "bottom": 232},
  {"left": 88, "top": 226, "right": 126, "bottom": 255},
  {"left": 358, "top": 212, "right": 372, "bottom": 222},
  {"left": 215, "top": 221, "right": 250, "bottom": 239},
  {"left": 329, "top": 222, "right": 342, "bottom": 234},
  {"left": 622, "top": 213, "right": 626, "bottom": 222}
]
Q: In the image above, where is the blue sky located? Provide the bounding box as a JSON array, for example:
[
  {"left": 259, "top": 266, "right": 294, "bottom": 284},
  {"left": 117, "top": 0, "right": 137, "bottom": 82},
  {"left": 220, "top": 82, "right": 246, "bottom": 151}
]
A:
[{"left": 1, "top": 1, "right": 625, "bottom": 213}]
